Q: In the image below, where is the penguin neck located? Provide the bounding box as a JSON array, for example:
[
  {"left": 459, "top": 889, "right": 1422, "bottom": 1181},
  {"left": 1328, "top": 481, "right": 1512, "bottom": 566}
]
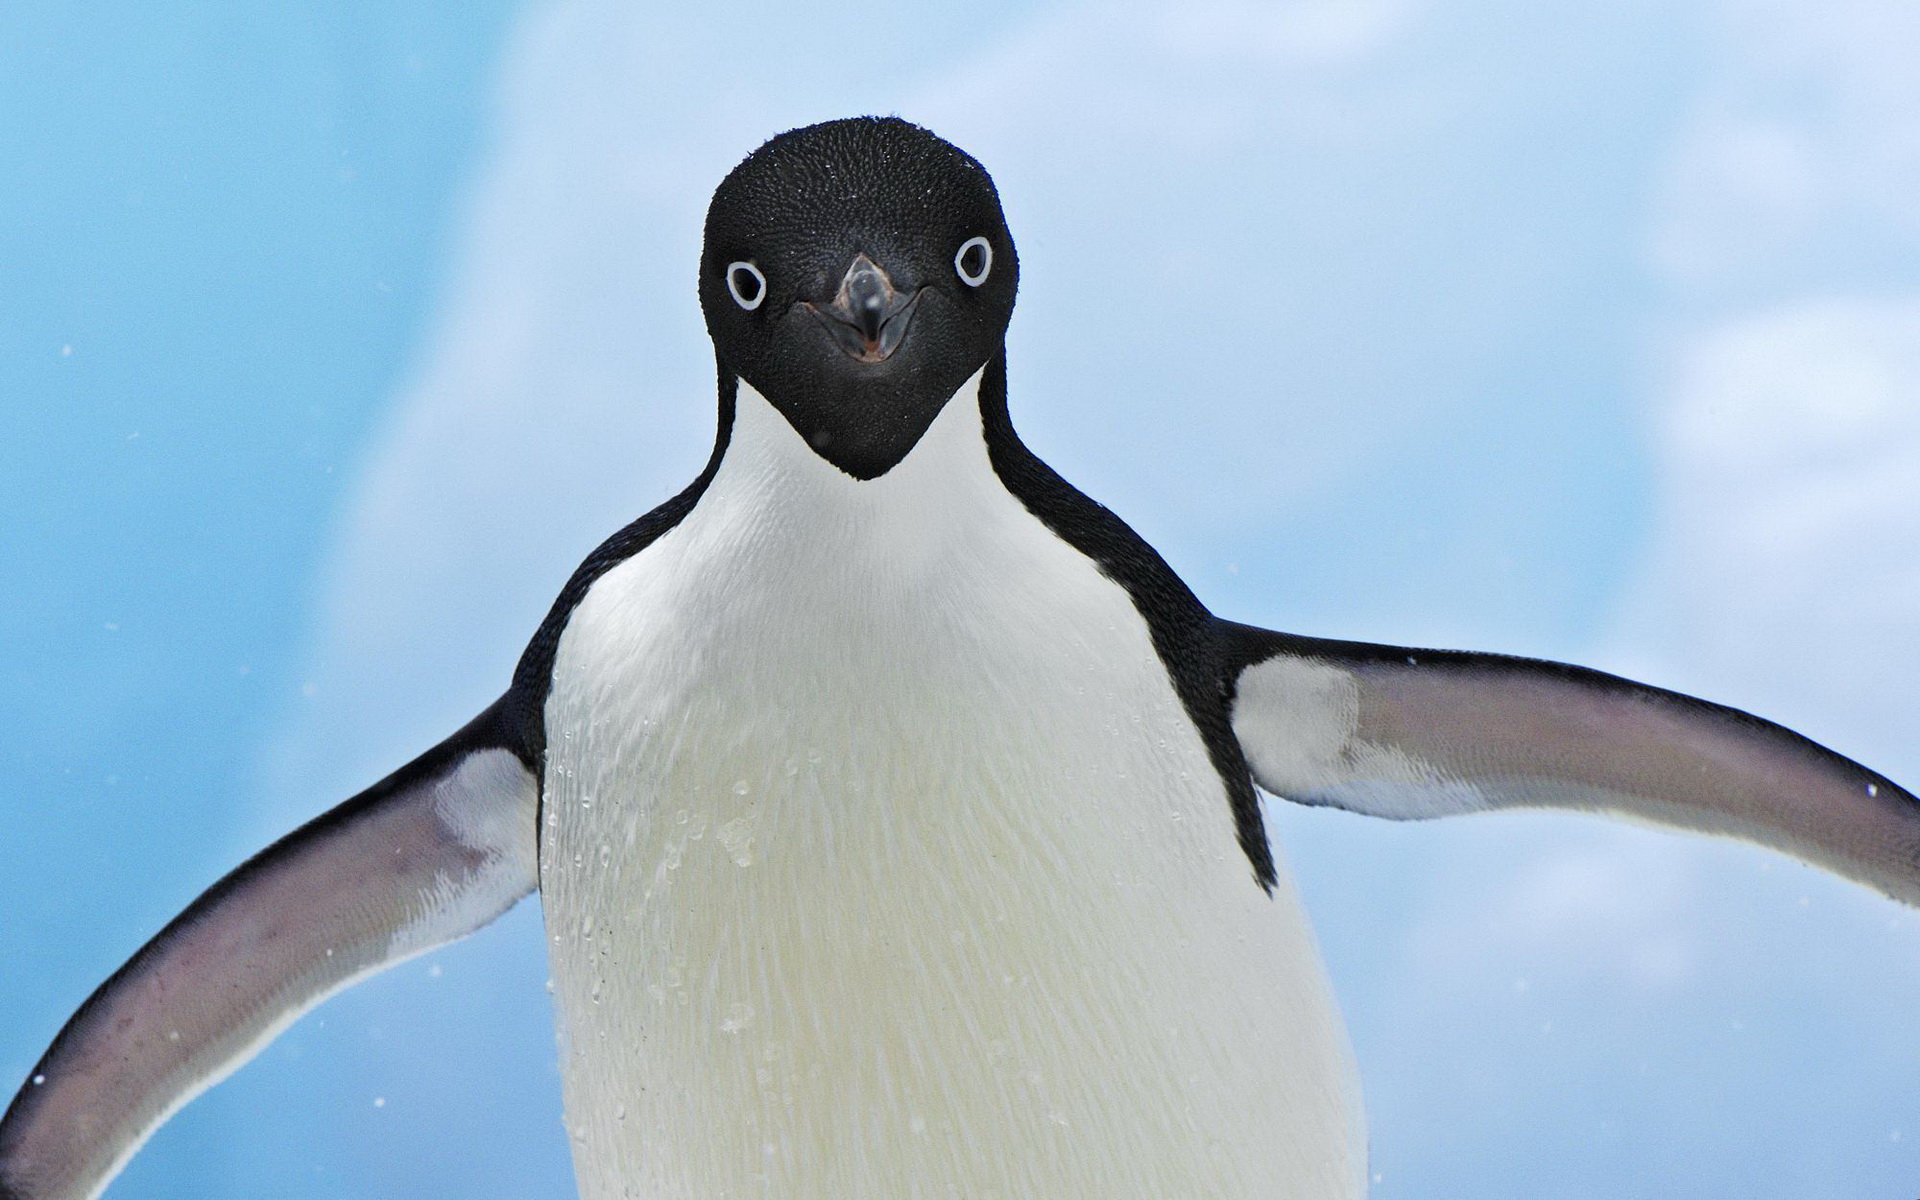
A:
[{"left": 701, "top": 362, "right": 1014, "bottom": 552}]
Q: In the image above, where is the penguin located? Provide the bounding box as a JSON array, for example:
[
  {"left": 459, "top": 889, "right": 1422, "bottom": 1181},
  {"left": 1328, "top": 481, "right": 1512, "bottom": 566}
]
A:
[{"left": 3, "top": 115, "right": 1918, "bottom": 1200}]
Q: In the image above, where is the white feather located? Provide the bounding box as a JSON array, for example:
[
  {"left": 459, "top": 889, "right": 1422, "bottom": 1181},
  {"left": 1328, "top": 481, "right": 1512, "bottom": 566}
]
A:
[
  {"left": 543, "top": 371, "right": 1364, "bottom": 1199},
  {"left": 1232, "top": 655, "right": 1488, "bottom": 819}
]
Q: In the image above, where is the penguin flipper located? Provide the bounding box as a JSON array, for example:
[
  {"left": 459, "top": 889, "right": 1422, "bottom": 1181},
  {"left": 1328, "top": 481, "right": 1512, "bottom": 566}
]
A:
[
  {"left": 1221, "top": 623, "right": 1920, "bottom": 906},
  {"left": 0, "top": 699, "right": 538, "bottom": 1200}
]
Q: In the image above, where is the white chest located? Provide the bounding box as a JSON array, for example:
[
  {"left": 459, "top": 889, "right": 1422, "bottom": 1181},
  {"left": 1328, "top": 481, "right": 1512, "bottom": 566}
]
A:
[{"left": 541, "top": 376, "right": 1362, "bottom": 1198}]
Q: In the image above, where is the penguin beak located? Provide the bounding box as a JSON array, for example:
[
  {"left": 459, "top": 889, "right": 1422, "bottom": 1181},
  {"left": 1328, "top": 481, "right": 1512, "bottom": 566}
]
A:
[{"left": 800, "top": 253, "right": 922, "bottom": 364}]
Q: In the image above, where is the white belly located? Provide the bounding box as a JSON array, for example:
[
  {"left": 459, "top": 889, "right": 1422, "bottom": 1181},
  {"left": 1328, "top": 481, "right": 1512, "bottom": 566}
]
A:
[{"left": 542, "top": 376, "right": 1363, "bottom": 1199}]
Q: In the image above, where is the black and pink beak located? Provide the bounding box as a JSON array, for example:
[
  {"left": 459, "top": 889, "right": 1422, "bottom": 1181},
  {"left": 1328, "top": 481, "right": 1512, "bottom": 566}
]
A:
[{"left": 800, "top": 253, "right": 922, "bottom": 364}]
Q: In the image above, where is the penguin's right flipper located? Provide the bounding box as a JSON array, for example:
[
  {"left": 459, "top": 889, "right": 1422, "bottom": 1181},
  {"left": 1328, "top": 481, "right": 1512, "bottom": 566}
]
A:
[{"left": 0, "top": 698, "right": 539, "bottom": 1200}]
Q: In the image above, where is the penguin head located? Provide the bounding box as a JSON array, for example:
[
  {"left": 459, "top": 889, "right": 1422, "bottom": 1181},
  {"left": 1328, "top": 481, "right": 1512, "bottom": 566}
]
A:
[{"left": 701, "top": 117, "right": 1019, "bottom": 479}]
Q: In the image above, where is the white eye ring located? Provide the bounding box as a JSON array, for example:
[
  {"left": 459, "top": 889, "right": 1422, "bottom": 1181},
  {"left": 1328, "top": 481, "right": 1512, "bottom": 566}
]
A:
[
  {"left": 726, "top": 261, "right": 767, "bottom": 311},
  {"left": 954, "top": 236, "right": 992, "bottom": 287}
]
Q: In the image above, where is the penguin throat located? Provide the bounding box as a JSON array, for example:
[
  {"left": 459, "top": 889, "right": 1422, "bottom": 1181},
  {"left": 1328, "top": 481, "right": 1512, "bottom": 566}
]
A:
[
  {"left": 734, "top": 366, "right": 981, "bottom": 481},
  {"left": 723, "top": 370, "right": 994, "bottom": 505}
]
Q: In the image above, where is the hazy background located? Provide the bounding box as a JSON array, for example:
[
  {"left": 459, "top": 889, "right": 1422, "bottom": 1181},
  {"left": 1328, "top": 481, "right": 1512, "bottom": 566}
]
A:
[{"left": 5, "top": 1, "right": 1919, "bottom": 1195}]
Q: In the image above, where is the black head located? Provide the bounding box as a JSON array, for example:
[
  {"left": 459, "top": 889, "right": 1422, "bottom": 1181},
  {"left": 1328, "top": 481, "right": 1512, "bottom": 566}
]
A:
[{"left": 700, "top": 117, "right": 1019, "bottom": 479}]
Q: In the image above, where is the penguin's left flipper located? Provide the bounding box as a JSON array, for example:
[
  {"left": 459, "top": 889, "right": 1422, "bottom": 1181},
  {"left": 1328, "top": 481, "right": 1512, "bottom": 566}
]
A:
[
  {"left": 1222, "top": 623, "right": 1920, "bottom": 906},
  {"left": 0, "top": 697, "right": 538, "bottom": 1200}
]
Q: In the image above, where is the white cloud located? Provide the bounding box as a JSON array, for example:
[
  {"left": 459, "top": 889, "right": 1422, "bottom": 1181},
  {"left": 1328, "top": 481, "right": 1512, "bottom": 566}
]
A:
[
  {"left": 1341, "top": 1, "right": 1920, "bottom": 1187},
  {"left": 1619, "top": 0, "right": 1920, "bottom": 763},
  {"left": 1611, "top": 298, "right": 1920, "bottom": 762},
  {"left": 1653, "top": 0, "right": 1920, "bottom": 291},
  {"left": 1450, "top": 839, "right": 1698, "bottom": 992}
]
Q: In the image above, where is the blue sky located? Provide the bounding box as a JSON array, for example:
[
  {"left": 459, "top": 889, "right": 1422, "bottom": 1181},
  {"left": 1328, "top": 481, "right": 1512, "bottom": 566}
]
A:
[{"left": 5, "top": 1, "right": 1919, "bottom": 1196}]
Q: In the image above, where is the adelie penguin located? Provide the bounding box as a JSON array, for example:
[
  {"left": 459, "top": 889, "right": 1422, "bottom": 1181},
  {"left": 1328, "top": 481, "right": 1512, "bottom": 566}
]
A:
[{"left": 3, "top": 116, "right": 1917, "bottom": 1200}]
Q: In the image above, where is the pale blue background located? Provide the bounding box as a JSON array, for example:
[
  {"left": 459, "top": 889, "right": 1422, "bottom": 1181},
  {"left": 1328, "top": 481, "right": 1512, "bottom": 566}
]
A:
[{"left": 6, "top": 2, "right": 1920, "bottom": 1196}]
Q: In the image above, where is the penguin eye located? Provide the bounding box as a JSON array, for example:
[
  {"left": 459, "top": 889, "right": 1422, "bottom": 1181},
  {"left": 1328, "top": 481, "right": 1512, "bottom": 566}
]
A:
[
  {"left": 726, "top": 261, "right": 767, "bottom": 311},
  {"left": 954, "top": 236, "right": 992, "bottom": 287}
]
